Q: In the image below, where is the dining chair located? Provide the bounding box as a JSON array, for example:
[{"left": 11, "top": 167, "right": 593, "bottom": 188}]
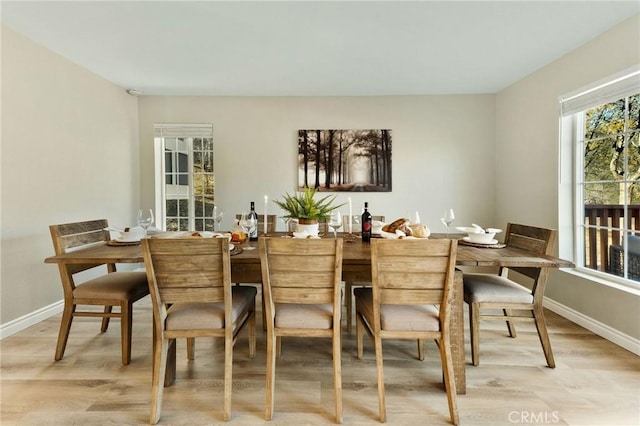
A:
[
  {"left": 354, "top": 238, "right": 459, "bottom": 425},
  {"left": 344, "top": 215, "right": 385, "bottom": 332},
  {"left": 48, "top": 219, "right": 149, "bottom": 365},
  {"left": 142, "top": 237, "right": 256, "bottom": 423},
  {"left": 259, "top": 237, "right": 344, "bottom": 423},
  {"left": 463, "top": 223, "right": 557, "bottom": 368}
]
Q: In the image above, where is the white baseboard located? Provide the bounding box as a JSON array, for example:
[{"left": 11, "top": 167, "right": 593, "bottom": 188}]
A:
[
  {"left": 544, "top": 297, "right": 640, "bottom": 355},
  {"left": 0, "top": 300, "right": 64, "bottom": 339}
]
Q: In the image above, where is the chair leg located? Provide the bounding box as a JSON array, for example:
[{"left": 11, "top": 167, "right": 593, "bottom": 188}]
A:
[
  {"left": 533, "top": 306, "right": 555, "bottom": 368},
  {"left": 356, "top": 314, "right": 364, "bottom": 360},
  {"left": 504, "top": 309, "right": 517, "bottom": 337},
  {"left": 248, "top": 302, "right": 257, "bottom": 358},
  {"left": 417, "top": 339, "right": 425, "bottom": 361},
  {"left": 121, "top": 302, "right": 133, "bottom": 365},
  {"left": 345, "top": 281, "right": 353, "bottom": 332},
  {"left": 265, "top": 329, "right": 276, "bottom": 420},
  {"left": 374, "top": 335, "right": 386, "bottom": 423},
  {"left": 276, "top": 336, "right": 282, "bottom": 358},
  {"left": 150, "top": 335, "right": 168, "bottom": 424},
  {"left": 55, "top": 303, "right": 75, "bottom": 361},
  {"left": 223, "top": 332, "right": 233, "bottom": 421},
  {"left": 101, "top": 305, "right": 112, "bottom": 332},
  {"left": 438, "top": 336, "right": 460, "bottom": 426},
  {"left": 470, "top": 303, "right": 480, "bottom": 366},
  {"left": 187, "top": 338, "right": 195, "bottom": 360},
  {"left": 333, "top": 328, "right": 343, "bottom": 424}
]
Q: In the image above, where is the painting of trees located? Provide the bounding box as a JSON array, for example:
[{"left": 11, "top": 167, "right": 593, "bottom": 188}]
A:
[
  {"left": 583, "top": 94, "right": 639, "bottom": 205},
  {"left": 298, "top": 129, "right": 392, "bottom": 192}
]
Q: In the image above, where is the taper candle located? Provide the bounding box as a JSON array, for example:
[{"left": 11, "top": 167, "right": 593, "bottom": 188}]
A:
[
  {"left": 348, "top": 197, "right": 353, "bottom": 234},
  {"left": 263, "top": 195, "right": 268, "bottom": 234}
]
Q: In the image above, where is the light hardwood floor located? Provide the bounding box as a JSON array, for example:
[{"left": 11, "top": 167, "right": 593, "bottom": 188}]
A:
[{"left": 2, "top": 294, "right": 638, "bottom": 425}]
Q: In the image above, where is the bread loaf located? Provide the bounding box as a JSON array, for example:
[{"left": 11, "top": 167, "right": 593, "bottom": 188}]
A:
[{"left": 382, "top": 218, "right": 409, "bottom": 234}]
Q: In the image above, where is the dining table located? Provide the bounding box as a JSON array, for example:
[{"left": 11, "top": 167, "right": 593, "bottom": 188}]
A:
[{"left": 44, "top": 231, "right": 574, "bottom": 395}]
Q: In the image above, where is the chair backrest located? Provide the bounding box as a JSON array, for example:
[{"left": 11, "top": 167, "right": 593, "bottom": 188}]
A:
[
  {"left": 142, "top": 238, "right": 232, "bottom": 322},
  {"left": 503, "top": 223, "right": 557, "bottom": 301},
  {"left": 259, "top": 237, "right": 343, "bottom": 316},
  {"left": 371, "top": 238, "right": 458, "bottom": 323},
  {"left": 235, "top": 214, "right": 277, "bottom": 232},
  {"left": 49, "top": 219, "right": 112, "bottom": 278}
]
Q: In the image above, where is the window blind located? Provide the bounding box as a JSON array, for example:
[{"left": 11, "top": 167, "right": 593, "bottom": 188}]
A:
[
  {"left": 154, "top": 123, "right": 213, "bottom": 138},
  {"left": 559, "top": 65, "right": 640, "bottom": 116}
]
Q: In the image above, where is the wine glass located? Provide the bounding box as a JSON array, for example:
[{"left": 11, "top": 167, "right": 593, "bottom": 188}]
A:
[
  {"left": 240, "top": 212, "right": 256, "bottom": 239},
  {"left": 441, "top": 208, "right": 455, "bottom": 237},
  {"left": 328, "top": 211, "right": 343, "bottom": 238},
  {"left": 137, "top": 209, "right": 154, "bottom": 236},
  {"left": 213, "top": 206, "right": 224, "bottom": 232},
  {"left": 351, "top": 214, "right": 360, "bottom": 235},
  {"left": 279, "top": 211, "right": 291, "bottom": 236}
]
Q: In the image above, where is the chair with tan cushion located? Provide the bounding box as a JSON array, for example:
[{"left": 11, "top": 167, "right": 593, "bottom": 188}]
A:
[
  {"left": 355, "top": 238, "right": 459, "bottom": 425},
  {"left": 142, "top": 237, "right": 256, "bottom": 423},
  {"left": 463, "top": 223, "right": 557, "bottom": 368},
  {"left": 259, "top": 237, "right": 344, "bottom": 423},
  {"left": 49, "top": 219, "right": 149, "bottom": 365}
]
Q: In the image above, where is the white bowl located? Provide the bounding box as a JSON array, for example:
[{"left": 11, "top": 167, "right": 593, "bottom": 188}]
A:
[
  {"left": 117, "top": 227, "right": 145, "bottom": 241},
  {"left": 456, "top": 226, "right": 502, "bottom": 244}
]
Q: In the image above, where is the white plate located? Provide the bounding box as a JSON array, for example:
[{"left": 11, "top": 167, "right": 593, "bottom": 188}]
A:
[
  {"left": 116, "top": 236, "right": 141, "bottom": 242},
  {"left": 229, "top": 244, "right": 235, "bottom": 251},
  {"left": 463, "top": 236, "right": 498, "bottom": 245}
]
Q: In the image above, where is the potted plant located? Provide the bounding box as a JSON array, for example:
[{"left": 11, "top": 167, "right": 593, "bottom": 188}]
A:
[{"left": 274, "top": 186, "right": 344, "bottom": 236}]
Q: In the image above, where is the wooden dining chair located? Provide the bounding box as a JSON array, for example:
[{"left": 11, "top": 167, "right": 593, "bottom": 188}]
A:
[
  {"left": 463, "top": 223, "right": 558, "bottom": 368},
  {"left": 355, "top": 238, "right": 459, "bottom": 425},
  {"left": 259, "top": 237, "right": 344, "bottom": 423},
  {"left": 142, "top": 237, "right": 256, "bottom": 423},
  {"left": 344, "top": 215, "right": 385, "bottom": 332},
  {"left": 49, "top": 219, "right": 149, "bottom": 365}
]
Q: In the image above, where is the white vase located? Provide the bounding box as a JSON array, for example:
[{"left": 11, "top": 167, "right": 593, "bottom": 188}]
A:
[{"left": 296, "top": 220, "right": 319, "bottom": 237}]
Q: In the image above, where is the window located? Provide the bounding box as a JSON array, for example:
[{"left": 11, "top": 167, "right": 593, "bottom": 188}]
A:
[
  {"left": 154, "top": 124, "right": 216, "bottom": 232},
  {"left": 560, "top": 67, "right": 640, "bottom": 286}
]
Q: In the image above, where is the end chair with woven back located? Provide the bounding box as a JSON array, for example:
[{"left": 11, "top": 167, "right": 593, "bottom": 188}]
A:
[{"left": 48, "top": 219, "right": 149, "bottom": 365}]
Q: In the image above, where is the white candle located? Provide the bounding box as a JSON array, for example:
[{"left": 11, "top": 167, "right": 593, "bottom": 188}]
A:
[
  {"left": 348, "top": 197, "right": 353, "bottom": 234},
  {"left": 264, "top": 195, "right": 268, "bottom": 234}
]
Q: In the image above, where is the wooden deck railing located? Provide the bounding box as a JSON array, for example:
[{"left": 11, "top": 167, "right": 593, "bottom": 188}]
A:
[{"left": 584, "top": 204, "right": 640, "bottom": 273}]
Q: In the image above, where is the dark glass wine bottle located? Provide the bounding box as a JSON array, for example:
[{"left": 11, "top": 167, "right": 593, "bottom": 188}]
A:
[
  {"left": 249, "top": 201, "right": 259, "bottom": 241},
  {"left": 361, "top": 202, "right": 372, "bottom": 243}
]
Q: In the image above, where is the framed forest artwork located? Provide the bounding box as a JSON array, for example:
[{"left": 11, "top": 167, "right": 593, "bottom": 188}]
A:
[{"left": 298, "top": 129, "right": 392, "bottom": 192}]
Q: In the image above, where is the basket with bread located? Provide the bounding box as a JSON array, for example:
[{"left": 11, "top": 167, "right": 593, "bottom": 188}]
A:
[{"left": 379, "top": 218, "right": 430, "bottom": 239}]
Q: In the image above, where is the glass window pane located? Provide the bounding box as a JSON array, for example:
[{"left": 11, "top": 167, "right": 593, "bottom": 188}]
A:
[
  {"left": 195, "top": 219, "right": 203, "bottom": 231},
  {"left": 585, "top": 98, "right": 626, "bottom": 138},
  {"left": 204, "top": 197, "right": 214, "bottom": 216},
  {"left": 195, "top": 196, "right": 204, "bottom": 217},
  {"left": 204, "top": 219, "right": 215, "bottom": 231},
  {"left": 203, "top": 151, "right": 213, "bottom": 172},
  {"left": 166, "top": 218, "right": 179, "bottom": 231},
  {"left": 584, "top": 137, "right": 622, "bottom": 182},
  {"left": 629, "top": 94, "right": 639, "bottom": 131},
  {"left": 179, "top": 199, "right": 188, "bottom": 216},
  {"left": 194, "top": 138, "right": 202, "bottom": 150},
  {"left": 179, "top": 219, "right": 189, "bottom": 231},
  {"left": 166, "top": 199, "right": 177, "bottom": 217},
  {"left": 193, "top": 152, "right": 203, "bottom": 173},
  {"left": 584, "top": 182, "right": 625, "bottom": 206}
]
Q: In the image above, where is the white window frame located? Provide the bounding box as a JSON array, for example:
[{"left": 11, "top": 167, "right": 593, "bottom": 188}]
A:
[{"left": 559, "top": 66, "right": 640, "bottom": 290}]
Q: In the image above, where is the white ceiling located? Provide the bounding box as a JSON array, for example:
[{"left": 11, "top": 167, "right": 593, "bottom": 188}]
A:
[{"left": 2, "top": 1, "right": 638, "bottom": 96}]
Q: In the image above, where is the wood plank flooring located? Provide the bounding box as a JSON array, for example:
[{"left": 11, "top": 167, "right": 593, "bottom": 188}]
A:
[{"left": 2, "top": 295, "right": 639, "bottom": 425}]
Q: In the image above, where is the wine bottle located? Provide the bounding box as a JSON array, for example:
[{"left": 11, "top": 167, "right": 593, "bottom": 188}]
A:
[
  {"left": 249, "top": 201, "right": 259, "bottom": 241},
  {"left": 361, "top": 202, "right": 372, "bottom": 243}
]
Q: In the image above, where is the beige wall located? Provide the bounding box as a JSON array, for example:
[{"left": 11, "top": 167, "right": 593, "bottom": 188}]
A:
[
  {"left": 1, "top": 27, "right": 141, "bottom": 323},
  {"left": 137, "top": 96, "right": 496, "bottom": 234},
  {"left": 495, "top": 15, "right": 640, "bottom": 339}
]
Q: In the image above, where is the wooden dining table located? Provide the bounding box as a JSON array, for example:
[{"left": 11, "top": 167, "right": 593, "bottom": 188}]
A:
[{"left": 45, "top": 231, "right": 574, "bottom": 395}]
